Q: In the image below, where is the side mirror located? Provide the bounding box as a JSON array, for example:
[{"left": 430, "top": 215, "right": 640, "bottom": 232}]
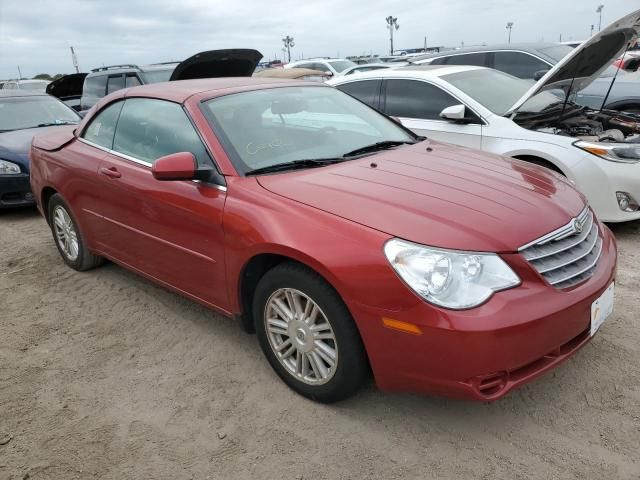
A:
[
  {"left": 152, "top": 152, "right": 199, "bottom": 181},
  {"left": 324, "top": 71, "right": 334, "bottom": 77},
  {"left": 533, "top": 69, "right": 549, "bottom": 81},
  {"left": 440, "top": 104, "right": 467, "bottom": 122}
]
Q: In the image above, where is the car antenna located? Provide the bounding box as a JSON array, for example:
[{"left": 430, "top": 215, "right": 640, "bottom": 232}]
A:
[{"left": 599, "top": 41, "right": 631, "bottom": 112}]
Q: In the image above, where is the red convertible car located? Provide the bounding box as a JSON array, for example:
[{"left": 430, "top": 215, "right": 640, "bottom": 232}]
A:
[{"left": 30, "top": 78, "right": 617, "bottom": 402}]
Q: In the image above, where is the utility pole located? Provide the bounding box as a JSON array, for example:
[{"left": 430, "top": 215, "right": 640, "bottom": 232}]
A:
[
  {"left": 385, "top": 16, "right": 399, "bottom": 55},
  {"left": 70, "top": 46, "right": 80, "bottom": 73},
  {"left": 506, "top": 22, "right": 514, "bottom": 44},
  {"left": 282, "top": 35, "right": 295, "bottom": 63},
  {"left": 17, "top": 65, "right": 22, "bottom": 80},
  {"left": 596, "top": 5, "right": 604, "bottom": 31}
]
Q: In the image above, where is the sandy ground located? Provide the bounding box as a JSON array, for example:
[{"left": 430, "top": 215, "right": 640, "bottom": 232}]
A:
[{"left": 0, "top": 208, "right": 639, "bottom": 480}]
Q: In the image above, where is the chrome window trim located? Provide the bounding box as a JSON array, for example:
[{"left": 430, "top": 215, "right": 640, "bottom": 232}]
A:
[
  {"left": 518, "top": 206, "right": 590, "bottom": 252},
  {"left": 79, "top": 137, "right": 151, "bottom": 167},
  {"left": 78, "top": 137, "right": 227, "bottom": 192}
]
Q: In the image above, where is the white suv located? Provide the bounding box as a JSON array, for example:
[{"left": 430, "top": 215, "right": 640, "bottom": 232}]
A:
[{"left": 329, "top": 8, "right": 640, "bottom": 222}]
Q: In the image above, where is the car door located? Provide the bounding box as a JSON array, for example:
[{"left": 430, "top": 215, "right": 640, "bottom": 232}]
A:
[
  {"left": 92, "top": 97, "right": 229, "bottom": 310},
  {"left": 75, "top": 100, "right": 125, "bottom": 240},
  {"left": 381, "top": 78, "right": 483, "bottom": 149}
]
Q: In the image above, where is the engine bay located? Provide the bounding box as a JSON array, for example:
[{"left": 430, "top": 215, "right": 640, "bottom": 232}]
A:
[{"left": 515, "top": 106, "right": 640, "bottom": 143}]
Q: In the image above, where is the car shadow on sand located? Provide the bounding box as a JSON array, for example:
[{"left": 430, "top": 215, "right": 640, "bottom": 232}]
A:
[
  {"left": 0, "top": 206, "right": 41, "bottom": 221},
  {"left": 607, "top": 218, "right": 640, "bottom": 239}
]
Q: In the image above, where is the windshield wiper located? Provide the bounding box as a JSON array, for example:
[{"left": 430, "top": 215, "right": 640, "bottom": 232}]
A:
[
  {"left": 246, "top": 158, "right": 345, "bottom": 176},
  {"left": 35, "top": 121, "right": 78, "bottom": 127},
  {"left": 342, "top": 140, "right": 415, "bottom": 158}
]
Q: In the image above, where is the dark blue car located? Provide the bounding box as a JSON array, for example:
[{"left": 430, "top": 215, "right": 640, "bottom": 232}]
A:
[{"left": 0, "top": 91, "right": 80, "bottom": 208}]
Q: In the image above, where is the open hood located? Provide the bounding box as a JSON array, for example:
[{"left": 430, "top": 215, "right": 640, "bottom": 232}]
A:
[
  {"left": 46, "top": 73, "right": 87, "bottom": 99},
  {"left": 169, "top": 49, "right": 262, "bottom": 81},
  {"left": 507, "top": 8, "right": 640, "bottom": 115}
]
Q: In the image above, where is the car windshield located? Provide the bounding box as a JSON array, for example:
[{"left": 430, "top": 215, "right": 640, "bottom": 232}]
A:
[
  {"left": 141, "top": 67, "right": 175, "bottom": 84},
  {"left": 0, "top": 96, "right": 80, "bottom": 131},
  {"left": 537, "top": 45, "right": 574, "bottom": 62},
  {"left": 443, "top": 68, "right": 562, "bottom": 115},
  {"left": 328, "top": 60, "right": 356, "bottom": 73},
  {"left": 202, "top": 86, "right": 415, "bottom": 174},
  {"left": 19, "top": 82, "right": 49, "bottom": 92}
]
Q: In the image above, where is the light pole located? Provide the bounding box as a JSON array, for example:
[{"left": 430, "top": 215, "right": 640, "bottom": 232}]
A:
[
  {"left": 590, "top": 24, "right": 595, "bottom": 37},
  {"left": 282, "top": 35, "right": 295, "bottom": 63},
  {"left": 506, "top": 22, "right": 514, "bottom": 44},
  {"left": 596, "top": 5, "right": 604, "bottom": 31},
  {"left": 385, "top": 16, "right": 399, "bottom": 55}
]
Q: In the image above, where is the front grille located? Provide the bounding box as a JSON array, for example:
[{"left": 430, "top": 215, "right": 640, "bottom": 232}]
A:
[{"left": 520, "top": 208, "right": 602, "bottom": 289}]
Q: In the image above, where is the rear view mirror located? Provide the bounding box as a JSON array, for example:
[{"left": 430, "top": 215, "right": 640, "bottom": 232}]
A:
[
  {"left": 152, "top": 152, "right": 198, "bottom": 181},
  {"left": 533, "top": 69, "right": 549, "bottom": 81},
  {"left": 440, "top": 104, "right": 467, "bottom": 122}
]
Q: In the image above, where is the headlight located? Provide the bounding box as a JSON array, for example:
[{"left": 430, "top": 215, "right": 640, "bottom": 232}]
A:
[
  {"left": 0, "top": 159, "right": 21, "bottom": 175},
  {"left": 384, "top": 239, "right": 520, "bottom": 309},
  {"left": 574, "top": 140, "right": 640, "bottom": 163}
]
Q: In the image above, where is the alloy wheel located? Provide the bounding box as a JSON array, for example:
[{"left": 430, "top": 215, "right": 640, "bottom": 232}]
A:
[
  {"left": 264, "top": 288, "right": 338, "bottom": 385},
  {"left": 52, "top": 205, "right": 79, "bottom": 261}
]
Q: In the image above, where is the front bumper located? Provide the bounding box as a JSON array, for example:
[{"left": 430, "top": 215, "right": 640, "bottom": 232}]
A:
[
  {"left": 349, "top": 226, "right": 617, "bottom": 401},
  {"left": 0, "top": 173, "right": 34, "bottom": 208},
  {"left": 573, "top": 152, "right": 640, "bottom": 223}
]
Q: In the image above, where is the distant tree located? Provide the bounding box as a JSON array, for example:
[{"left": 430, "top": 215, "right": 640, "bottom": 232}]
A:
[
  {"left": 52, "top": 74, "right": 64, "bottom": 80},
  {"left": 33, "top": 73, "right": 52, "bottom": 80}
]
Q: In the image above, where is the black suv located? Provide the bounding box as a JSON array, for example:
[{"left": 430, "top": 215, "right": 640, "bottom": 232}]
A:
[{"left": 78, "top": 49, "right": 262, "bottom": 111}]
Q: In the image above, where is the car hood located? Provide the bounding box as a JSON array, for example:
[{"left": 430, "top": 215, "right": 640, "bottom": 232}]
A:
[
  {"left": 46, "top": 73, "right": 87, "bottom": 99},
  {"left": 169, "top": 49, "right": 263, "bottom": 81},
  {"left": 507, "top": 8, "right": 640, "bottom": 115},
  {"left": 256, "top": 142, "right": 586, "bottom": 252},
  {"left": 0, "top": 126, "right": 68, "bottom": 168}
]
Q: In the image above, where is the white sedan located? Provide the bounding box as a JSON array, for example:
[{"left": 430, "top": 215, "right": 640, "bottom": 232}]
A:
[{"left": 328, "top": 8, "right": 640, "bottom": 222}]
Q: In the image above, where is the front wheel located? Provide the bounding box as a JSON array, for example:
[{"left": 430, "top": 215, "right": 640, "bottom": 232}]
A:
[{"left": 253, "top": 262, "right": 368, "bottom": 403}]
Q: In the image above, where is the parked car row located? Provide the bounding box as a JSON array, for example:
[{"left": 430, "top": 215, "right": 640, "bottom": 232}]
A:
[
  {"left": 330, "top": 19, "right": 640, "bottom": 223},
  {"left": 0, "top": 91, "right": 80, "bottom": 208},
  {"left": 2, "top": 7, "right": 638, "bottom": 404},
  {"left": 0, "top": 79, "right": 51, "bottom": 92}
]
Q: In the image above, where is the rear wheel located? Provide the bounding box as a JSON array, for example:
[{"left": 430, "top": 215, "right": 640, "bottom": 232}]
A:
[
  {"left": 48, "top": 194, "right": 103, "bottom": 271},
  {"left": 253, "top": 262, "right": 368, "bottom": 403}
]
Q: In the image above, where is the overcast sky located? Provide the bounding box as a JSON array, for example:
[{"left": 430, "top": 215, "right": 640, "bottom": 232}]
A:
[{"left": 0, "top": 0, "right": 635, "bottom": 78}]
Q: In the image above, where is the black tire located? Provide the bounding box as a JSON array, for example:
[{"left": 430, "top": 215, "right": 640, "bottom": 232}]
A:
[
  {"left": 514, "top": 156, "right": 564, "bottom": 176},
  {"left": 253, "top": 262, "right": 368, "bottom": 403},
  {"left": 48, "top": 194, "right": 103, "bottom": 271}
]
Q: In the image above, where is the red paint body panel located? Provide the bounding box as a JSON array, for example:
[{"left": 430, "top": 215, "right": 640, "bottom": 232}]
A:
[
  {"left": 257, "top": 141, "right": 585, "bottom": 252},
  {"left": 29, "top": 79, "right": 618, "bottom": 401}
]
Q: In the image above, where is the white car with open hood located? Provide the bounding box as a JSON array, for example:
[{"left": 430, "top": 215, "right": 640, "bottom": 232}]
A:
[{"left": 329, "top": 9, "right": 640, "bottom": 222}]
